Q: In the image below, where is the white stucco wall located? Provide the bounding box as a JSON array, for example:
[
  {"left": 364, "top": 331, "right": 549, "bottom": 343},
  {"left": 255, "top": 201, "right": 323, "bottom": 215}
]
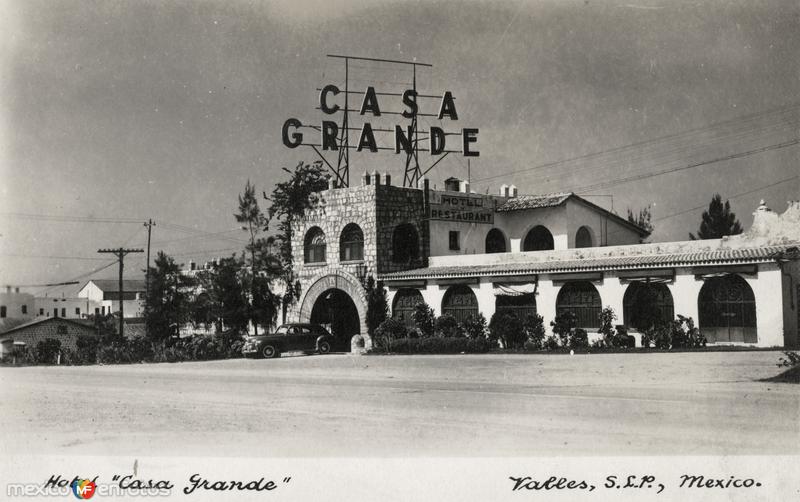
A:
[{"left": 746, "top": 265, "right": 785, "bottom": 347}]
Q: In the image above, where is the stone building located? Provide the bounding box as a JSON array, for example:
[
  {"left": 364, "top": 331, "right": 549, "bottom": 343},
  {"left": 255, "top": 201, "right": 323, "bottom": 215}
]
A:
[
  {"left": 0, "top": 317, "right": 97, "bottom": 358},
  {"left": 286, "top": 172, "right": 800, "bottom": 349}
]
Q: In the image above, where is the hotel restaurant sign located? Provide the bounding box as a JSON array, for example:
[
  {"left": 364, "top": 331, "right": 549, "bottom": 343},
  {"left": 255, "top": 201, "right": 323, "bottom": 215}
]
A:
[{"left": 429, "top": 192, "right": 494, "bottom": 224}]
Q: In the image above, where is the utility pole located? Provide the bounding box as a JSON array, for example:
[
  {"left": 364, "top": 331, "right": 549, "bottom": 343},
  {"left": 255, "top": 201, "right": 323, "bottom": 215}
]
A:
[
  {"left": 143, "top": 219, "right": 156, "bottom": 300},
  {"left": 98, "top": 248, "right": 144, "bottom": 338}
]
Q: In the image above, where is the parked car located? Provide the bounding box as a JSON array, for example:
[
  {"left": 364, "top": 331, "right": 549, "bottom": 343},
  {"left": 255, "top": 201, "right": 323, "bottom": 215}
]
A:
[{"left": 242, "top": 323, "right": 335, "bottom": 359}]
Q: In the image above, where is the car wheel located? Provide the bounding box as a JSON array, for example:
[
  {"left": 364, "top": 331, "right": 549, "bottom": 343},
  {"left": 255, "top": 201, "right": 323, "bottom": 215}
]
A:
[
  {"left": 262, "top": 345, "right": 279, "bottom": 359},
  {"left": 318, "top": 341, "right": 331, "bottom": 354}
]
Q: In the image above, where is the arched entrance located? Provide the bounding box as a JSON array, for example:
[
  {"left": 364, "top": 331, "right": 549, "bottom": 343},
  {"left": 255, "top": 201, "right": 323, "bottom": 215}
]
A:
[
  {"left": 623, "top": 282, "right": 674, "bottom": 330},
  {"left": 556, "top": 281, "right": 601, "bottom": 329},
  {"left": 441, "top": 285, "right": 479, "bottom": 324},
  {"left": 299, "top": 272, "right": 368, "bottom": 350},
  {"left": 392, "top": 288, "right": 423, "bottom": 328},
  {"left": 698, "top": 274, "right": 757, "bottom": 343},
  {"left": 310, "top": 289, "right": 360, "bottom": 350}
]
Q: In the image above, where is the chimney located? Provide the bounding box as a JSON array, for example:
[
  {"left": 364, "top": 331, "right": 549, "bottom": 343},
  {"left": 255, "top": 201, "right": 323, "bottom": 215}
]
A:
[
  {"left": 384, "top": 173, "right": 391, "bottom": 186},
  {"left": 15, "top": 287, "right": 20, "bottom": 293},
  {"left": 460, "top": 180, "right": 470, "bottom": 193},
  {"left": 372, "top": 170, "right": 381, "bottom": 186},
  {"left": 500, "top": 184, "right": 509, "bottom": 197},
  {"left": 362, "top": 171, "right": 370, "bottom": 186},
  {"left": 509, "top": 185, "right": 518, "bottom": 197}
]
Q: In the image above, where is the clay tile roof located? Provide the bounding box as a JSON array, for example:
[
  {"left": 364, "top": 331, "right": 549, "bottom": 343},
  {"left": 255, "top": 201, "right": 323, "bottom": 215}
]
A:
[
  {"left": 379, "top": 244, "right": 795, "bottom": 280},
  {"left": 495, "top": 192, "right": 573, "bottom": 211}
]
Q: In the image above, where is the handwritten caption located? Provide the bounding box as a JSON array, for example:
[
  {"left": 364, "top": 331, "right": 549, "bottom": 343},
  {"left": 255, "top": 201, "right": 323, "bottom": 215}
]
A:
[
  {"left": 509, "top": 474, "right": 762, "bottom": 495},
  {"left": 44, "top": 473, "right": 292, "bottom": 496}
]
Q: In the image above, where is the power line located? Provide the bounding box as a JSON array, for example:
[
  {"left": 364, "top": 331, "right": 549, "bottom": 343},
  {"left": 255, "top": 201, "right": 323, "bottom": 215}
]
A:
[
  {"left": 0, "top": 212, "right": 143, "bottom": 224},
  {"left": 471, "top": 101, "right": 800, "bottom": 184},
  {"left": 573, "top": 137, "right": 800, "bottom": 194},
  {"left": 607, "top": 174, "right": 798, "bottom": 238},
  {"left": 0, "top": 253, "right": 110, "bottom": 261}
]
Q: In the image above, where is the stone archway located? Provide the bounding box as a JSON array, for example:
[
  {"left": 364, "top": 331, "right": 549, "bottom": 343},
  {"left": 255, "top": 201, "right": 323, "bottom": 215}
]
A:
[{"left": 299, "top": 271, "right": 368, "bottom": 347}]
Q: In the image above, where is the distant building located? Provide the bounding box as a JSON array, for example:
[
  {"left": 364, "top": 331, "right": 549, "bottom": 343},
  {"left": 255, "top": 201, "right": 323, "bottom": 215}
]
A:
[
  {"left": 77, "top": 279, "right": 146, "bottom": 318},
  {"left": 0, "top": 317, "right": 96, "bottom": 358},
  {"left": 33, "top": 295, "right": 102, "bottom": 320},
  {"left": 0, "top": 286, "right": 35, "bottom": 333}
]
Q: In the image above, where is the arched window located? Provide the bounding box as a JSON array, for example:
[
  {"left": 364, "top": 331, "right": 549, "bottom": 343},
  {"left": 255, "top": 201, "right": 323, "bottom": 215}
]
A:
[
  {"left": 699, "top": 274, "right": 757, "bottom": 343},
  {"left": 303, "top": 227, "right": 326, "bottom": 264},
  {"left": 339, "top": 223, "right": 364, "bottom": 261},
  {"left": 622, "top": 282, "right": 674, "bottom": 330},
  {"left": 392, "top": 289, "right": 424, "bottom": 328},
  {"left": 575, "top": 226, "right": 593, "bottom": 248},
  {"left": 392, "top": 223, "right": 419, "bottom": 264},
  {"left": 523, "top": 225, "right": 554, "bottom": 251},
  {"left": 441, "top": 285, "right": 479, "bottom": 324},
  {"left": 556, "top": 281, "right": 601, "bottom": 329},
  {"left": 495, "top": 294, "right": 537, "bottom": 320},
  {"left": 485, "top": 228, "right": 507, "bottom": 253}
]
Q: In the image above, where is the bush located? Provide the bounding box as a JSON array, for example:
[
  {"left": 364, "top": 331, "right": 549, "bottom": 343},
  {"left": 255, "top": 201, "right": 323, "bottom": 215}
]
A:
[
  {"left": 462, "top": 313, "right": 488, "bottom": 339},
  {"left": 551, "top": 311, "right": 578, "bottom": 347},
  {"left": 543, "top": 335, "right": 560, "bottom": 351},
  {"left": 489, "top": 312, "right": 525, "bottom": 349},
  {"left": 34, "top": 338, "right": 62, "bottom": 364},
  {"left": 435, "top": 314, "right": 460, "bottom": 337},
  {"left": 374, "top": 318, "right": 408, "bottom": 351},
  {"left": 570, "top": 328, "right": 589, "bottom": 349},
  {"left": 374, "top": 336, "right": 492, "bottom": 354},
  {"left": 598, "top": 307, "right": 617, "bottom": 345},
  {"left": 670, "top": 315, "right": 706, "bottom": 349},
  {"left": 6, "top": 345, "right": 34, "bottom": 365},
  {"left": 412, "top": 303, "right": 436, "bottom": 338},
  {"left": 778, "top": 351, "right": 800, "bottom": 368},
  {"left": 523, "top": 314, "right": 546, "bottom": 349},
  {"left": 97, "top": 337, "right": 154, "bottom": 364}
]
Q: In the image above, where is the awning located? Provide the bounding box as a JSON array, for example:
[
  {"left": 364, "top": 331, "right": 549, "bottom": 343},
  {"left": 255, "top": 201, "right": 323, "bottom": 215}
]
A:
[{"left": 493, "top": 283, "right": 537, "bottom": 296}]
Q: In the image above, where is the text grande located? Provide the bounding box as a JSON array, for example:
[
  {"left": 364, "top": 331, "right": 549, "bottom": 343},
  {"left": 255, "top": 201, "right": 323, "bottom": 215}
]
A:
[{"left": 282, "top": 85, "right": 479, "bottom": 157}]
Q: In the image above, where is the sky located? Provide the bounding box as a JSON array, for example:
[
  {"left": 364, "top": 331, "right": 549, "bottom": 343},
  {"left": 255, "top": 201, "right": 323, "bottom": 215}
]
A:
[{"left": 1, "top": 0, "right": 798, "bottom": 292}]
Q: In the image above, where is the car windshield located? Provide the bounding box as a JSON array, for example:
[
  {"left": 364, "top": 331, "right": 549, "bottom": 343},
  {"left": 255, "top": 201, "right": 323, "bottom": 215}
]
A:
[{"left": 274, "top": 326, "right": 289, "bottom": 335}]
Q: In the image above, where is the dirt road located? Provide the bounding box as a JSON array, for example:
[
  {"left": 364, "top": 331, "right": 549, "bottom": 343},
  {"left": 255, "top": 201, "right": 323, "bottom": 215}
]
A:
[{"left": 1, "top": 351, "right": 797, "bottom": 457}]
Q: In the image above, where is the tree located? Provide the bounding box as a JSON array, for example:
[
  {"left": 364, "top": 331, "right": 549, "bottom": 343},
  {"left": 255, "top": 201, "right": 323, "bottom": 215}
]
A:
[
  {"left": 265, "top": 161, "right": 330, "bottom": 305},
  {"left": 144, "top": 251, "right": 194, "bottom": 342},
  {"left": 204, "top": 255, "right": 250, "bottom": 335},
  {"left": 412, "top": 302, "right": 436, "bottom": 338},
  {"left": 365, "top": 276, "right": 388, "bottom": 337},
  {"left": 627, "top": 205, "right": 654, "bottom": 236},
  {"left": 689, "top": 194, "right": 743, "bottom": 240},
  {"left": 235, "top": 180, "right": 274, "bottom": 335}
]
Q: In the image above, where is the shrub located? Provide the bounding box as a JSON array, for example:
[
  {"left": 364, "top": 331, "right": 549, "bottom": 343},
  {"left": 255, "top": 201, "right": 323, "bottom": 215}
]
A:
[
  {"left": 462, "top": 313, "right": 488, "bottom": 339},
  {"left": 551, "top": 311, "right": 577, "bottom": 347},
  {"left": 71, "top": 335, "right": 99, "bottom": 364},
  {"left": 653, "top": 324, "right": 672, "bottom": 349},
  {"left": 7, "top": 345, "right": 34, "bottom": 365},
  {"left": 778, "top": 351, "right": 800, "bottom": 368},
  {"left": 598, "top": 307, "right": 617, "bottom": 345},
  {"left": 412, "top": 303, "right": 436, "bottom": 338},
  {"left": 523, "top": 314, "right": 546, "bottom": 349},
  {"left": 374, "top": 318, "right": 408, "bottom": 351},
  {"left": 670, "top": 315, "right": 706, "bottom": 349},
  {"left": 435, "top": 314, "right": 460, "bottom": 338},
  {"left": 376, "top": 336, "right": 492, "bottom": 354},
  {"left": 34, "top": 338, "right": 62, "bottom": 364},
  {"left": 489, "top": 312, "right": 525, "bottom": 349},
  {"left": 570, "top": 328, "right": 589, "bottom": 349},
  {"left": 543, "top": 335, "right": 561, "bottom": 351}
]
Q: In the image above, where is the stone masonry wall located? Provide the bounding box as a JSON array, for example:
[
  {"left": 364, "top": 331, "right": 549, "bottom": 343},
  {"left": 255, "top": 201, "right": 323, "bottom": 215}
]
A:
[{"left": 1, "top": 320, "right": 96, "bottom": 352}]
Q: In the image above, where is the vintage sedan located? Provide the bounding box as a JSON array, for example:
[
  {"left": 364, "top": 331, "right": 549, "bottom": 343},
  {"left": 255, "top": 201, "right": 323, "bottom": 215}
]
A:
[{"left": 242, "top": 323, "right": 335, "bottom": 359}]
